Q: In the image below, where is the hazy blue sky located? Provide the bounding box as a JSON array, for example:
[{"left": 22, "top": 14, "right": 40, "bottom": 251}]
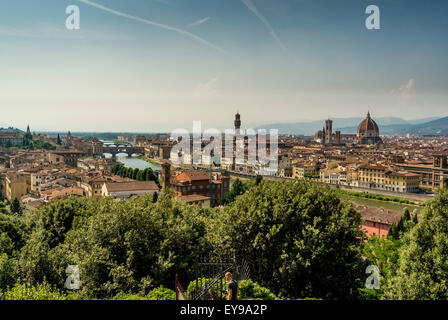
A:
[{"left": 0, "top": 0, "right": 447, "bottom": 132}]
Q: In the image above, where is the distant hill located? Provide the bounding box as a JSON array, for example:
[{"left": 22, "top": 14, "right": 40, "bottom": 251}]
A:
[
  {"left": 338, "top": 117, "right": 448, "bottom": 135},
  {"left": 256, "top": 117, "right": 442, "bottom": 135},
  {"left": 404, "top": 117, "right": 448, "bottom": 135},
  {"left": 0, "top": 127, "right": 24, "bottom": 133}
]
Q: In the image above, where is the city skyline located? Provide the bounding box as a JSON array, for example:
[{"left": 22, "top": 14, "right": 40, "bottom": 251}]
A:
[{"left": 1, "top": 0, "right": 447, "bottom": 131}]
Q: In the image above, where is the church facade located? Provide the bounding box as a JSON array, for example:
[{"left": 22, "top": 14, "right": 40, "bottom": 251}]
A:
[{"left": 314, "top": 112, "right": 383, "bottom": 146}]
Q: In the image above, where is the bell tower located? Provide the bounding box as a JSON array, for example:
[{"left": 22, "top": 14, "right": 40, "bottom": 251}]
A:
[
  {"left": 161, "top": 162, "right": 171, "bottom": 190},
  {"left": 325, "top": 119, "right": 333, "bottom": 145},
  {"left": 234, "top": 112, "right": 241, "bottom": 135}
]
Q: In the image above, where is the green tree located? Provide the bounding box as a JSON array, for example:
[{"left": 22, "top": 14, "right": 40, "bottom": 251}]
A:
[
  {"left": 222, "top": 179, "right": 247, "bottom": 205},
  {"left": 238, "top": 279, "right": 279, "bottom": 300},
  {"left": 402, "top": 208, "right": 411, "bottom": 222},
  {"left": 111, "top": 286, "right": 175, "bottom": 300},
  {"left": 125, "top": 167, "right": 132, "bottom": 178},
  {"left": 132, "top": 168, "right": 139, "bottom": 180},
  {"left": 412, "top": 213, "right": 418, "bottom": 224},
  {"left": 57, "top": 134, "right": 62, "bottom": 145},
  {"left": 136, "top": 171, "right": 144, "bottom": 181},
  {"left": 209, "top": 180, "right": 364, "bottom": 299},
  {"left": 111, "top": 164, "right": 120, "bottom": 175},
  {"left": 18, "top": 195, "right": 212, "bottom": 298},
  {"left": 0, "top": 253, "right": 18, "bottom": 290},
  {"left": 383, "top": 190, "right": 448, "bottom": 299},
  {"left": 118, "top": 166, "right": 126, "bottom": 177},
  {"left": 361, "top": 235, "right": 401, "bottom": 299},
  {"left": 0, "top": 281, "right": 66, "bottom": 300},
  {"left": 387, "top": 223, "right": 399, "bottom": 240},
  {"left": 10, "top": 199, "right": 22, "bottom": 215}
]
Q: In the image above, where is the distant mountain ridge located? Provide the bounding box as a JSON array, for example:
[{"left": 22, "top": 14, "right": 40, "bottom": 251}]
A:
[
  {"left": 0, "top": 127, "right": 24, "bottom": 133},
  {"left": 256, "top": 117, "right": 443, "bottom": 135}
]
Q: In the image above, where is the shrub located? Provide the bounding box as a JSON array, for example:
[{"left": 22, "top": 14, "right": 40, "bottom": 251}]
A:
[
  {"left": 111, "top": 286, "right": 175, "bottom": 300},
  {"left": 238, "top": 280, "right": 278, "bottom": 300},
  {"left": 187, "top": 277, "right": 227, "bottom": 300},
  {"left": 146, "top": 286, "right": 175, "bottom": 300},
  {"left": 0, "top": 254, "right": 18, "bottom": 290},
  {"left": 0, "top": 281, "right": 66, "bottom": 300}
]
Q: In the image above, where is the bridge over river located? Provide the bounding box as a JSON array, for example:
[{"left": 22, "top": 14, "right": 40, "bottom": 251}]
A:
[{"left": 101, "top": 146, "right": 145, "bottom": 157}]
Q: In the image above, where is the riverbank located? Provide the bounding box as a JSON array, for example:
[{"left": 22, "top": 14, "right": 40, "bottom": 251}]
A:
[
  {"left": 229, "top": 174, "right": 425, "bottom": 213},
  {"left": 140, "top": 155, "right": 162, "bottom": 166},
  {"left": 140, "top": 155, "right": 193, "bottom": 170},
  {"left": 117, "top": 155, "right": 161, "bottom": 171}
]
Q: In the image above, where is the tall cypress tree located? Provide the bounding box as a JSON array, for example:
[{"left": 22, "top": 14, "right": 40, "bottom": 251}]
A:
[{"left": 132, "top": 168, "right": 139, "bottom": 180}]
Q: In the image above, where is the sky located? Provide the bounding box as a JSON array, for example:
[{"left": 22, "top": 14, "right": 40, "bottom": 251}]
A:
[{"left": 0, "top": 0, "right": 447, "bottom": 132}]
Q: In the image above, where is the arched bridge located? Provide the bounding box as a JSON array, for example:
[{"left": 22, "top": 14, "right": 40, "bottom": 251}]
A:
[{"left": 101, "top": 146, "right": 145, "bottom": 157}]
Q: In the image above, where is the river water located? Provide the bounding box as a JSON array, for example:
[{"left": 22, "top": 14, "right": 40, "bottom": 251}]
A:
[
  {"left": 115, "top": 155, "right": 161, "bottom": 171},
  {"left": 100, "top": 140, "right": 161, "bottom": 171}
]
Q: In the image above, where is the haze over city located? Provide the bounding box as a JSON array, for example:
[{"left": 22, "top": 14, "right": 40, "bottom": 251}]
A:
[
  {"left": 2, "top": 0, "right": 448, "bottom": 308},
  {"left": 1, "top": 0, "right": 447, "bottom": 132}
]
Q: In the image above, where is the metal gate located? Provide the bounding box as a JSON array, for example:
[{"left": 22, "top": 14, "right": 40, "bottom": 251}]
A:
[{"left": 187, "top": 256, "right": 250, "bottom": 300}]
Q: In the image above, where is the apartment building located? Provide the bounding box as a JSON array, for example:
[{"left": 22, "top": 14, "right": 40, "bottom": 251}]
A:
[{"left": 358, "top": 165, "right": 420, "bottom": 193}]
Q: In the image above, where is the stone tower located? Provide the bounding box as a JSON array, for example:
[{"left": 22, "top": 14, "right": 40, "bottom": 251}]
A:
[
  {"left": 161, "top": 162, "right": 171, "bottom": 190},
  {"left": 92, "top": 139, "right": 104, "bottom": 157},
  {"left": 335, "top": 131, "right": 341, "bottom": 145},
  {"left": 325, "top": 119, "right": 333, "bottom": 145},
  {"left": 234, "top": 112, "right": 241, "bottom": 135}
]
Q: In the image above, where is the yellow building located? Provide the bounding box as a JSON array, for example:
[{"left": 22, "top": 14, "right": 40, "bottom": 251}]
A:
[
  {"left": 358, "top": 165, "right": 420, "bottom": 193},
  {"left": 385, "top": 172, "right": 420, "bottom": 193},
  {"left": 3, "top": 172, "right": 31, "bottom": 201},
  {"left": 79, "top": 177, "right": 107, "bottom": 198},
  {"left": 292, "top": 164, "right": 317, "bottom": 180}
]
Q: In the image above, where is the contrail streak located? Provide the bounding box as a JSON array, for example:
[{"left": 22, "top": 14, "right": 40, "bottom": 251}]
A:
[
  {"left": 241, "top": 0, "right": 287, "bottom": 51},
  {"left": 77, "top": 0, "right": 226, "bottom": 53},
  {"left": 188, "top": 16, "right": 211, "bottom": 27}
]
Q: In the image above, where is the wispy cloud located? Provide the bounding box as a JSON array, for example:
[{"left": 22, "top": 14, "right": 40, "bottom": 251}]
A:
[
  {"left": 188, "top": 17, "right": 211, "bottom": 27},
  {"left": 391, "top": 79, "right": 415, "bottom": 100},
  {"left": 241, "top": 0, "right": 286, "bottom": 51},
  {"left": 195, "top": 78, "right": 218, "bottom": 97},
  {"left": 399, "top": 78, "right": 415, "bottom": 97},
  {"left": 77, "top": 0, "right": 225, "bottom": 53}
]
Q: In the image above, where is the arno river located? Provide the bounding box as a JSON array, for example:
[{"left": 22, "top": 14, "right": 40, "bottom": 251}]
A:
[
  {"left": 116, "top": 155, "right": 161, "bottom": 171},
  {"left": 101, "top": 141, "right": 161, "bottom": 171}
]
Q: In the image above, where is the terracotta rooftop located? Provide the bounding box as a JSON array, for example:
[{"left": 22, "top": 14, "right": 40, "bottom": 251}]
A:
[
  {"left": 178, "top": 194, "right": 211, "bottom": 203},
  {"left": 176, "top": 170, "right": 210, "bottom": 182},
  {"left": 104, "top": 181, "right": 159, "bottom": 192},
  {"left": 356, "top": 205, "right": 403, "bottom": 225}
]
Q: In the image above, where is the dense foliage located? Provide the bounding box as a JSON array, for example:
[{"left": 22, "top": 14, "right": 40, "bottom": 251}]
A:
[
  {"left": 383, "top": 191, "right": 448, "bottom": 299},
  {"left": 111, "top": 163, "right": 159, "bottom": 184},
  {"left": 340, "top": 190, "right": 422, "bottom": 206},
  {"left": 209, "top": 180, "right": 365, "bottom": 299},
  {"left": 221, "top": 178, "right": 254, "bottom": 205},
  {"left": 0, "top": 281, "right": 66, "bottom": 300},
  {"left": 1, "top": 179, "right": 447, "bottom": 300},
  {"left": 238, "top": 280, "right": 279, "bottom": 300},
  {"left": 15, "top": 192, "right": 211, "bottom": 298},
  {"left": 186, "top": 278, "right": 279, "bottom": 300}
]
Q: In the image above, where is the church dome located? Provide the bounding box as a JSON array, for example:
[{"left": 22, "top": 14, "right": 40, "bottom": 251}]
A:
[{"left": 357, "top": 111, "right": 379, "bottom": 136}]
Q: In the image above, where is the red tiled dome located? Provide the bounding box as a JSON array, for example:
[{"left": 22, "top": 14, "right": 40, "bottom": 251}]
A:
[{"left": 357, "top": 111, "right": 379, "bottom": 135}]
